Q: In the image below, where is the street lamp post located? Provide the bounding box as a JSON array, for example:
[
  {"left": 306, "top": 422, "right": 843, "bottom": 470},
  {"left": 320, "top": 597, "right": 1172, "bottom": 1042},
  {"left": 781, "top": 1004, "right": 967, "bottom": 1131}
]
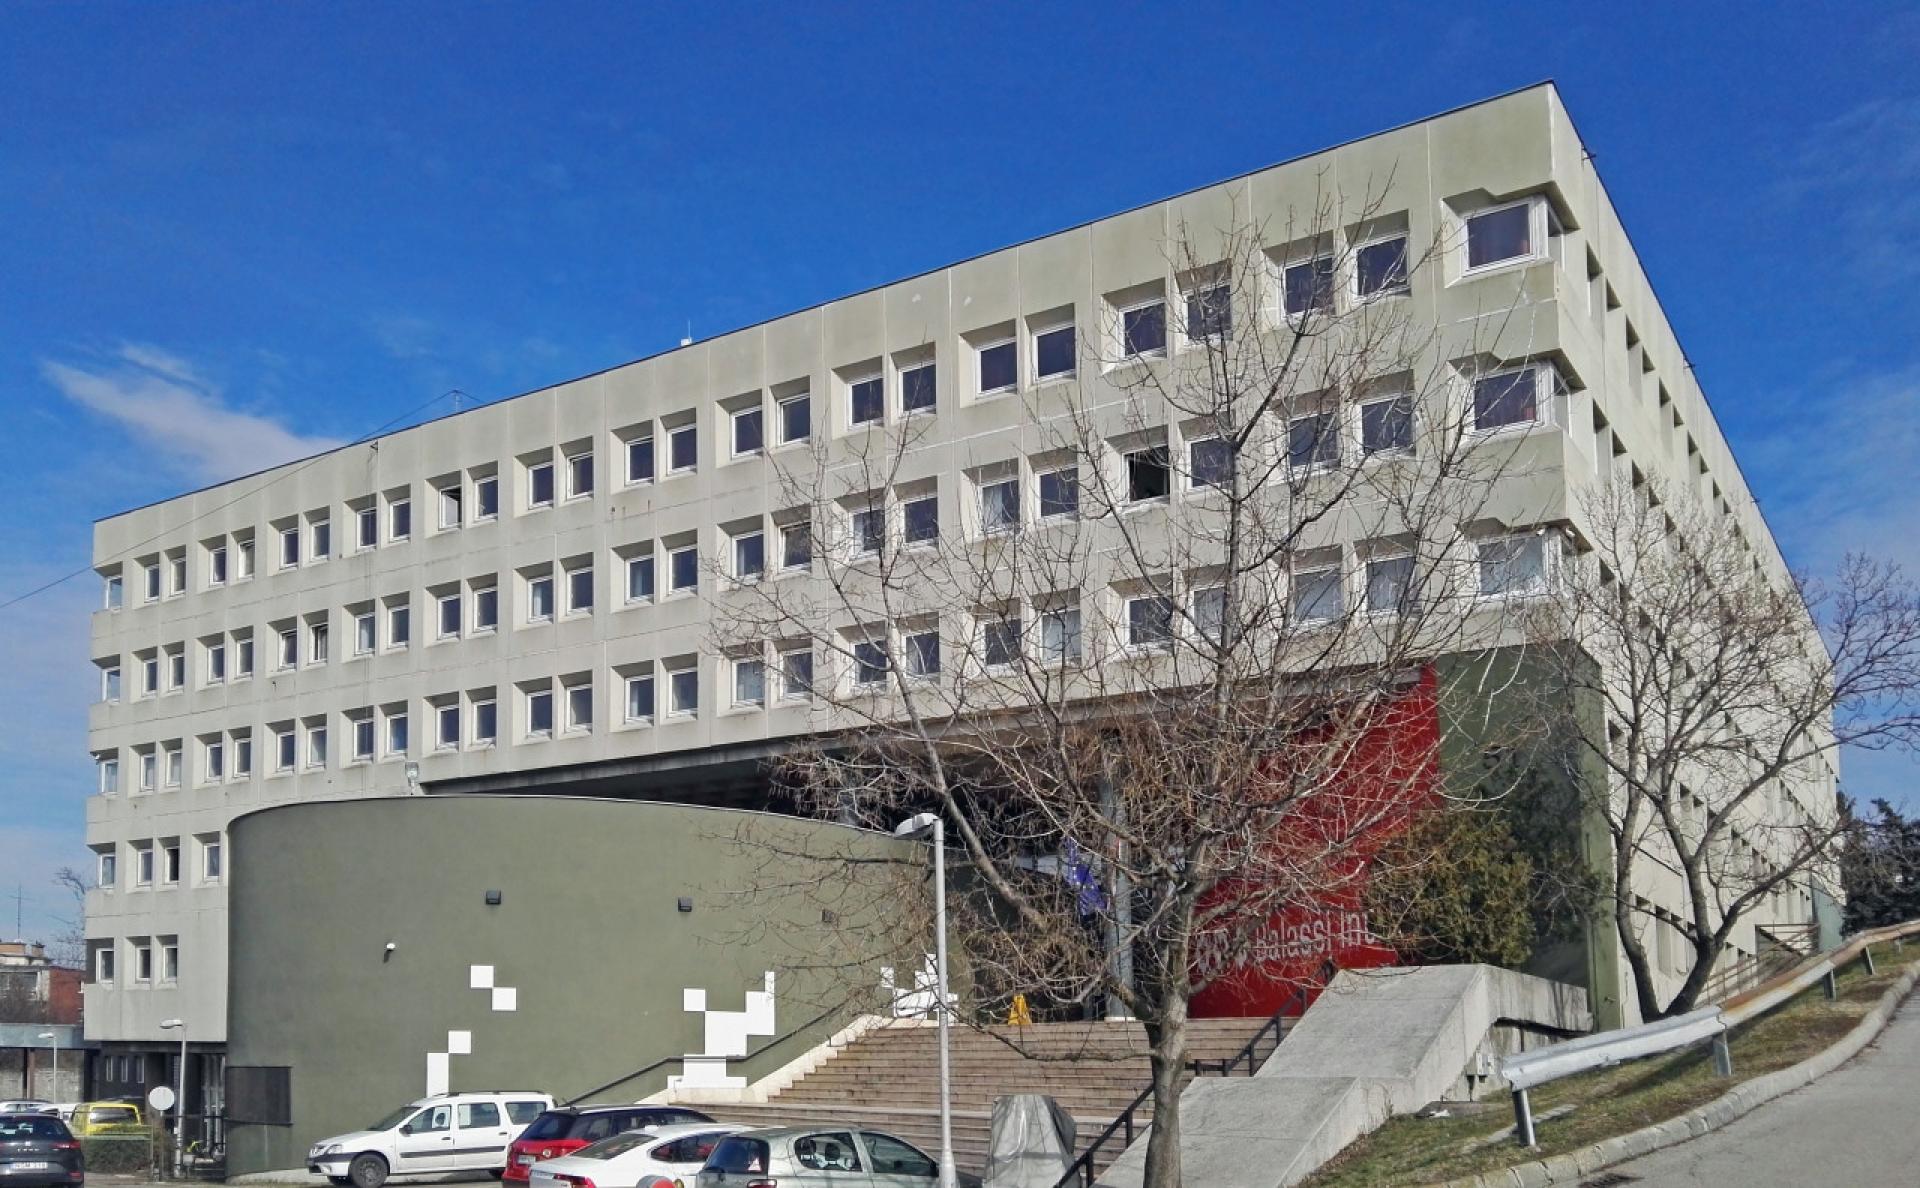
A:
[
  {"left": 894, "top": 812, "right": 956, "bottom": 1188},
  {"left": 159, "top": 1019, "right": 186, "bottom": 1176},
  {"left": 35, "top": 1032, "right": 57, "bottom": 1100}
]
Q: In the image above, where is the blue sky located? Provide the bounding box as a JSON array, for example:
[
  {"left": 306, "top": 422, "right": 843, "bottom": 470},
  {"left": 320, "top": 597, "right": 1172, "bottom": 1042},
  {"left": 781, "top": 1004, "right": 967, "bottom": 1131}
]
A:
[{"left": 3, "top": 1, "right": 1918, "bottom": 942}]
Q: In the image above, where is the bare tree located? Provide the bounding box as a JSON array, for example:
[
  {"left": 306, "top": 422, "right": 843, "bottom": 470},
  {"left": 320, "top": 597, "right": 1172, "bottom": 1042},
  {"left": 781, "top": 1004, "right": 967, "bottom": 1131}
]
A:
[
  {"left": 1530, "top": 478, "right": 1920, "bottom": 1020},
  {"left": 49, "top": 867, "right": 89, "bottom": 970},
  {"left": 710, "top": 184, "right": 1548, "bottom": 1187}
]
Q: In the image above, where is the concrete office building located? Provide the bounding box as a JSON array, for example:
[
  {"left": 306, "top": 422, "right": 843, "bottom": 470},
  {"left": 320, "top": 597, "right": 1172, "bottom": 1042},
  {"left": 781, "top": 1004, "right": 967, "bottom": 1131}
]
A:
[{"left": 82, "top": 82, "right": 1836, "bottom": 1101}]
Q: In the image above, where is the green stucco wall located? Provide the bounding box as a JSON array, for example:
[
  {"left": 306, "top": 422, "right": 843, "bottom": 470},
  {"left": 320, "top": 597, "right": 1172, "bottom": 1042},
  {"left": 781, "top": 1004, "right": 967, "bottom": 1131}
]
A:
[{"left": 225, "top": 796, "right": 904, "bottom": 1176}]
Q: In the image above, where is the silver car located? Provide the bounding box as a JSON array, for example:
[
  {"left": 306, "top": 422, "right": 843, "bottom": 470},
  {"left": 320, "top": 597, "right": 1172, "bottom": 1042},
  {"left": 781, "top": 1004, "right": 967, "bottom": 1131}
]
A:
[{"left": 696, "top": 1127, "right": 982, "bottom": 1188}]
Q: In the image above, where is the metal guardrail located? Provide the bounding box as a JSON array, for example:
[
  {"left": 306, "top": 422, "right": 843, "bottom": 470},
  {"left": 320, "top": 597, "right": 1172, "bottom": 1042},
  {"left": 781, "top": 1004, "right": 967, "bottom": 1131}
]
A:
[{"left": 1499, "top": 917, "right": 1920, "bottom": 1147}]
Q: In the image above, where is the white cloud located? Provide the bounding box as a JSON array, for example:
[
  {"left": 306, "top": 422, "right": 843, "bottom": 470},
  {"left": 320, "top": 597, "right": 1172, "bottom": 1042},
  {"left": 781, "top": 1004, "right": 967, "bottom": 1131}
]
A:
[
  {"left": 1780, "top": 96, "right": 1920, "bottom": 290},
  {"left": 41, "top": 344, "right": 343, "bottom": 485}
]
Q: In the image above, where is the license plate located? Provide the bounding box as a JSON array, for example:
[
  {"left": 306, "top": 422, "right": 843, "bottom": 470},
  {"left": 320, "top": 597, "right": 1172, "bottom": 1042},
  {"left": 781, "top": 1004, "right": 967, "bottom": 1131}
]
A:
[{"left": 8, "top": 1163, "right": 50, "bottom": 1171}]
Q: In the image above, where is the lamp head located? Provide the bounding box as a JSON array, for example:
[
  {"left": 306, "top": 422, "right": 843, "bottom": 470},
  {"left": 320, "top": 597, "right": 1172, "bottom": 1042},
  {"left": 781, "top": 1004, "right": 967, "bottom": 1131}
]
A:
[
  {"left": 158, "top": 1018, "right": 184, "bottom": 1030},
  {"left": 892, "top": 812, "right": 939, "bottom": 838}
]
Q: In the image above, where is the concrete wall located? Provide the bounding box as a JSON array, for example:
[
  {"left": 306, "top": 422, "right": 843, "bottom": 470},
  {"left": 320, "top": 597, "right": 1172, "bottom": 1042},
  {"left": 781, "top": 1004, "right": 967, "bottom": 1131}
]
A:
[{"left": 223, "top": 796, "right": 905, "bottom": 1177}]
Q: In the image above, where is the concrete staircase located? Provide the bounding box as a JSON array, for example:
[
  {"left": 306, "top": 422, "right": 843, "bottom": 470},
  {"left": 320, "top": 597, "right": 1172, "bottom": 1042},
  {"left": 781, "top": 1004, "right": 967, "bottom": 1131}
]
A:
[{"left": 709, "top": 1018, "right": 1273, "bottom": 1178}]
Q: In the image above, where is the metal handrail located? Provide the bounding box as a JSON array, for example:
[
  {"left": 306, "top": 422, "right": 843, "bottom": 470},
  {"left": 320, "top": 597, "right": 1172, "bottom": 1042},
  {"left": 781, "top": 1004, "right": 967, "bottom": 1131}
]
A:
[
  {"left": 1050, "top": 978, "right": 1318, "bottom": 1188},
  {"left": 563, "top": 1005, "right": 839, "bottom": 1105},
  {"left": 1499, "top": 916, "right": 1920, "bottom": 1147}
]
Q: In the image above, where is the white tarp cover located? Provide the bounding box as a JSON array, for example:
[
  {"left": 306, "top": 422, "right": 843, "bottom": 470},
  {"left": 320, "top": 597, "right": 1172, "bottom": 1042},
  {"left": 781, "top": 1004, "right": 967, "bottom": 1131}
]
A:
[{"left": 984, "top": 1093, "right": 1078, "bottom": 1188}]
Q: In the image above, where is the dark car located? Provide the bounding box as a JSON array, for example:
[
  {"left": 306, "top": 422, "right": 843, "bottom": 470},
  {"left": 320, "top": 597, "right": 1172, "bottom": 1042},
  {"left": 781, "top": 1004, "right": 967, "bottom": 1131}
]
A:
[
  {"left": 0, "top": 1112, "right": 84, "bottom": 1188},
  {"left": 504, "top": 1107, "right": 713, "bottom": 1185}
]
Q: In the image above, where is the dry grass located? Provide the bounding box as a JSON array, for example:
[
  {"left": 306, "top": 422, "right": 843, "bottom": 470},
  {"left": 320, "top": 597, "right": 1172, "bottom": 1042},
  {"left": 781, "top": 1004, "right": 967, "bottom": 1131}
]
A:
[{"left": 1302, "top": 944, "right": 1910, "bottom": 1187}]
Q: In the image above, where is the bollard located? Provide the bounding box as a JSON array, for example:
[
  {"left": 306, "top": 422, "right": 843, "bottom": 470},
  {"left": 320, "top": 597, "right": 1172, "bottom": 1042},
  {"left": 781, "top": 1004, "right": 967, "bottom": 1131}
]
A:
[
  {"left": 1512, "top": 1086, "right": 1537, "bottom": 1148},
  {"left": 1824, "top": 968, "right": 1839, "bottom": 1000},
  {"left": 1864, "top": 947, "right": 1877, "bottom": 976},
  {"left": 1711, "top": 1032, "right": 1734, "bottom": 1077}
]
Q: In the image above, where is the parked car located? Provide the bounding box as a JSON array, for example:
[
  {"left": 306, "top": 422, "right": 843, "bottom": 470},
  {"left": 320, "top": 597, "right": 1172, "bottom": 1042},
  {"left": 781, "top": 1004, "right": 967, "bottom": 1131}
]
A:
[
  {"left": 307, "top": 1090, "right": 555, "bottom": 1188},
  {"left": 66, "top": 1103, "right": 143, "bottom": 1138},
  {"left": 504, "top": 1107, "right": 715, "bottom": 1186},
  {"left": 697, "top": 1128, "right": 981, "bottom": 1188},
  {"left": 527, "top": 1123, "right": 745, "bottom": 1188},
  {"left": 0, "top": 1103, "right": 52, "bottom": 1116},
  {"left": 0, "top": 1111, "right": 84, "bottom": 1187}
]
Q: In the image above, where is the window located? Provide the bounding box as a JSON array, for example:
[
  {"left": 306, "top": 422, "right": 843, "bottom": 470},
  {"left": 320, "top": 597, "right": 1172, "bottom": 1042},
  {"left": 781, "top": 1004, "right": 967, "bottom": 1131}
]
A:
[
  {"left": 779, "top": 393, "right": 810, "bottom": 443},
  {"left": 105, "top": 573, "right": 123, "bottom": 609},
  {"left": 977, "top": 340, "right": 1016, "bottom": 395},
  {"left": 904, "top": 495, "right": 940, "bottom": 544},
  {"left": 202, "top": 839, "right": 222, "bottom": 881},
  {"left": 135, "top": 845, "right": 155, "bottom": 885},
  {"left": 1042, "top": 606, "right": 1083, "bottom": 662},
  {"left": 388, "top": 603, "right": 411, "bottom": 648},
  {"left": 389, "top": 498, "right": 412, "bottom": 541},
  {"left": 1193, "top": 587, "right": 1227, "bottom": 642},
  {"left": 307, "top": 723, "right": 328, "bottom": 768},
  {"left": 98, "top": 849, "right": 117, "bottom": 887},
  {"left": 1292, "top": 567, "right": 1342, "bottom": 622},
  {"left": 142, "top": 655, "right": 159, "bottom": 696},
  {"left": 853, "top": 506, "right": 885, "bottom": 555},
  {"left": 1121, "top": 300, "right": 1167, "bottom": 357},
  {"left": 439, "top": 484, "right": 463, "bottom": 529},
  {"left": 162, "top": 744, "right": 182, "bottom": 788},
  {"left": 1472, "top": 368, "right": 1540, "bottom": 431},
  {"left": 733, "top": 531, "right": 766, "bottom": 580},
  {"left": 474, "top": 583, "right": 499, "bottom": 631},
  {"left": 1357, "top": 235, "right": 1410, "bottom": 297},
  {"left": 904, "top": 630, "right": 940, "bottom": 677},
  {"left": 1360, "top": 393, "right": 1414, "bottom": 455},
  {"left": 98, "top": 757, "right": 119, "bottom": 795},
  {"left": 732, "top": 406, "right": 764, "bottom": 455},
  {"left": 234, "top": 732, "right": 252, "bottom": 775},
  {"left": 1465, "top": 202, "right": 1533, "bottom": 270},
  {"left": 438, "top": 593, "right": 462, "bottom": 638},
  {"left": 434, "top": 704, "right": 458, "bottom": 749},
  {"left": 1365, "top": 554, "right": 1416, "bottom": 614},
  {"left": 1034, "top": 322, "right": 1076, "bottom": 380},
  {"left": 901, "top": 361, "right": 937, "bottom": 413},
  {"left": 275, "top": 727, "right": 296, "bottom": 772},
  {"left": 135, "top": 943, "right": 153, "bottom": 983},
  {"left": 668, "top": 663, "right": 699, "bottom": 716},
  {"left": 626, "top": 554, "right": 655, "bottom": 603},
  {"left": 167, "top": 647, "right": 185, "bottom": 690},
  {"left": 161, "top": 940, "right": 178, "bottom": 982},
  {"left": 625, "top": 674, "right": 656, "bottom": 723},
  {"left": 853, "top": 640, "right": 888, "bottom": 686},
  {"left": 1039, "top": 467, "right": 1078, "bottom": 518},
  {"left": 627, "top": 436, "right": 656, "bottom": 483},
  {"left": 1185, "top": 282, "right": 1231, "bottom": 339},
  {"left": 236, "top": 536, "right": 255, "bottom": 579},
  {"left": 144, "top": 562, "right": 160, "bottom": 602},
  {"left": 458, "top": 1103, "right": 500, "bottom": 1130},
  {"left": 866, "top": 1134, "right": 936, "bottom": 1179},
  {"left": 779, "top": 649, "right": 813, "bottom": 699},
  {"left": 386, "top": 710, "right": 409, "bottom": 756},
  {"left": 1288, "top": 413, "right": 1339, "bottom": 470},
  {"left": 206, "top": 643, "right": 225, "bottom": 683},
  {"left": 280, "top": 525, "right": 301, "bottom": 568},
  {"left": 527, "top": 688, "right": 554, "bottom": 736},
  {"left": 565, "top": 683, "right": 593, "bottom": 732},
  {"left": 476, "top": 474, "right": 500, "bottom": 519},
  {"left": 97, "top": 947, "right": 116, "bottom": 985},
  {"left": 352, "top": 715, "right": 375, "bottom": 761},
  {"left": 849, "top": 375, "right": 884, "bottom": 426},
  {"left": 1478, "top": 535, "right": 1548, "bottom": 597},
  {"left": 356, "top": 506, "right": 378, "bottom": 548},
  {"left": 973, "top": 478, "right": 1021, "bottom": 535},
  {"left": 1283, "top": 256, "right": 1335, "bottom": 317},
  {"left": 353, "top": 611, "right": 375, "bottom": 655},
  {"left": 668, "top": 424, "right": 698, "bottom": 472},
  {"left": 103, "top": 665, "right": 121, "bottom": 702},
  {"left": 473, "top": 697, "right": 497, "bottom": 745},
  {"left": 982, "top": 617, "right": 1021, "bottom": 668},
  {"left": 235, "top": 635, "right": 254, "bottom": 677},
  {"left": 310, "top": 621, "right": 329, "bottom": 665},
  {"left": 1126, "top": 595, "right": 1174, "bottom": 648},
  {"left": 566, "top": 564, "right": 594, "bottom": 614},
  {"left": 567, "top": 452, "right": 594, "bottom": 499},
  {"left": 168, "top": 554, "right": 186, "bottom": 594},
  {"left": 278, "top": 626, "right": 298, "bottom": 669},
  {"left": 312, "top": 518, "right": 331, "bottom": 559},
  {"left": 208, "top": 544, "right": 227, "bottom": 585},
  {"left": 529, "top": 574, "right": 555, "bottom": 621},
  {"left": 529, "top": 461, "right": 555, "bottom": 508},
  {"left": 1189, "top": 437, "right": 1232, "bottom": 488},
  {"left": 781, "top": 522, "right": 812, "bottom": 570},
  {"left": 669, "top": 546, "right": 698, "bottom": 594},
  {"left": 1126, "top": 446, "right": 1170, "bottom": 502},
  {"left": 733, "top": 658, "right": 766, "bottom": 706}
]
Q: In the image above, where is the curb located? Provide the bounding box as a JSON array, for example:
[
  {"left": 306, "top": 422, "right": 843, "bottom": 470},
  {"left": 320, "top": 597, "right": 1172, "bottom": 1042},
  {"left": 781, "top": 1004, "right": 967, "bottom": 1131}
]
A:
[{"left": 1425, "top": 958, "right": 1920, "bottom": 1188}]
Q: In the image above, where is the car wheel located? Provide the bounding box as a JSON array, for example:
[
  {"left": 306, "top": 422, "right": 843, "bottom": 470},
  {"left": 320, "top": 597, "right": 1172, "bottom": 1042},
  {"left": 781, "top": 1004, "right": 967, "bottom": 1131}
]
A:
[
  {"left": 488, "top": 1172, "right": 505, "bottom": 1180},
  {"left": 349, "top": 1153, "right": 389, "bottom": 1188}
]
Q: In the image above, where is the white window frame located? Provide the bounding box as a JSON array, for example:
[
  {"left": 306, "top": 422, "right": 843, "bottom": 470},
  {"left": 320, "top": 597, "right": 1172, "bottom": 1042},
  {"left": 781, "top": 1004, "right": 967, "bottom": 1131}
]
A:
[
  {"left": 847, "top": 372, "right": 885, "bottom": 427},
  {"left": 526, "top": 688, "right": 555, "bottom": 738},
  {"left": 473, "top": 583, "right": 499, "bottom": 632},
  {"left": 777, "top": 392, "right": 811, "bottom": 445},
  {"left": 354, "top": 612, "right": 376, "bottom": 656},
  {"left": 437, "top": 592, "right": 462, "bottom": 639},
  {"left": 975, "top": 337, "right": 1017, "bottom": 397},
  {"left": 202, "top": 740, "right": 223, "bottom": 784},
  {"left": 472, "top": 697, "right": 498, "bottom": 746},
  {"left": 1359, "top": 390, "right": 1416, "bottom": 457},
  {"left": 439, "top": 483, "right": 464, "bottom": 530},
  {"left": 899, "top": 360, "right": 938, "bottom": 414},
  {"left": 356, "top": 505, "right": 379, "bottom": 550},
  {"left": 1124, "top": 594, "right": 1175, "bottom": 651},
  {"left": 667, "top": 423, "right": 699, "bottom": 474},
  {"left": 527, "top": 459, "right": 556, "bottom": 509},
  {"left": 667, "top": 664, "right": 699, "bottom": 717},
  {"left": 1032, "top": 320, "right": 1076, "bottom": 382},
  {"left": 528, "top": 574, "right": 556, "bottom": 622},
  {"left": 388, "top": 497, "right": 412, "bottom": 542},
  {"left": 733, "top": 530, "right": 767, "bottom": 581},
  {"left": 731, "top": 404, "right": 765, "bottom": 457},
  {"left": 668, "top": 545, "right": 699, "bottom": 595},
  {"left": 474, "top": 474, "right": 500, "bottom": 521},
  {"left": 1118, "top": 297, "right": 1168, "bottom": 360},
  {"left": 626, "top": 435, "right": 656, "bottom": 485},
  {"left": 1279, "top": 254, "right": 1336, "bottom": 321},
  {"left": 564, "top": 682, "right": 593, "bottom": 733},
  {"left": 1461, "top": 197, "right": 1548, "bottom": 277},
  {"left": 1354, "top": 232, "right": 1411, "bottom": 301},
  {"left": 1476, "top": 533, "right": 1552, "bottom": 599},
  {"left": 732, "top": 657, "right": 767, "bottom": 707},
  {"left": 1470, "top": 363, "right": 1552, "bottom": 436},
  {"left": 565, "top": 451, "right": 594, "bottom": 500},
  {"left": 624, "top": 674, "right": 656, "bottom": 724}
]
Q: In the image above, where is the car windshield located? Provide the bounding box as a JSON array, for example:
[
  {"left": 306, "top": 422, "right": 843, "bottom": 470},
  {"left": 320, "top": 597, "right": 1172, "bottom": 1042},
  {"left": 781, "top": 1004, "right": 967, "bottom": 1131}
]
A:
[
  {"left": 369, "top": 1105, "right": 419, "bottom": 1132},
  {"left": 517, "top": 1112, "right": 575, "bottom": 1142},
  {"left": 573, "top": 1132, "right": 654, "bottom": 1160}
]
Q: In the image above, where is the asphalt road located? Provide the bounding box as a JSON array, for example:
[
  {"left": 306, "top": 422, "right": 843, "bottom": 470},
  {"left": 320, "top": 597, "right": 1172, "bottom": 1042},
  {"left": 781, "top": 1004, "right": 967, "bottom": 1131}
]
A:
[{"left": 1610, "top": 990, "right": 1920, "bottom": 1185}]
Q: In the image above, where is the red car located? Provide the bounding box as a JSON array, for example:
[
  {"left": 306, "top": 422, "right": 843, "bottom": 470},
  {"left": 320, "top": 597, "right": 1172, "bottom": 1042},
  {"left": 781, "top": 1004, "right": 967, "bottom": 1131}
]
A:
[{"left": 503, "top": 1106, "right": 713, "bottom": 1185}]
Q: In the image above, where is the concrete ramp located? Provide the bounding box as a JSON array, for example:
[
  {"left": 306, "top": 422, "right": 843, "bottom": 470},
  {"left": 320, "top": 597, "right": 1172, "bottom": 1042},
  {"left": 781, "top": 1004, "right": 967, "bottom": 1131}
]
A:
[{"left": 1097, "top": 965, "right": 1589, "bottom": 1188}]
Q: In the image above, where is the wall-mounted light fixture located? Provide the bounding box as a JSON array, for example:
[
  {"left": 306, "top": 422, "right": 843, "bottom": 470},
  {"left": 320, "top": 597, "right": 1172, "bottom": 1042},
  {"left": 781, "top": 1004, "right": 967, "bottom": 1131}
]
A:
[
  {"left": 485, "top": 890, "right": 503, "bottom": 906},
  {"left": 677, "top": 897, "right": 694, "bottom": 913}
]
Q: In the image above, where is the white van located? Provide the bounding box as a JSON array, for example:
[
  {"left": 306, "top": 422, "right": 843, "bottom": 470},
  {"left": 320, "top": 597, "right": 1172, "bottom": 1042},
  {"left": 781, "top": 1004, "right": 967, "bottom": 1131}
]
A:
[{"left": 309, "top": 1091, "right": 555, "bottom": 1188}]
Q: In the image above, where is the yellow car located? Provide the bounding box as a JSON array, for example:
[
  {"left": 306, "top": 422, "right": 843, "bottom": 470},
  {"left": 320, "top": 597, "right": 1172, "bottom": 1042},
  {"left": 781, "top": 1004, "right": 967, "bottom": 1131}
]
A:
[{"left": 69, "top": 1102, "right": 145, "bottom": 1136}]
